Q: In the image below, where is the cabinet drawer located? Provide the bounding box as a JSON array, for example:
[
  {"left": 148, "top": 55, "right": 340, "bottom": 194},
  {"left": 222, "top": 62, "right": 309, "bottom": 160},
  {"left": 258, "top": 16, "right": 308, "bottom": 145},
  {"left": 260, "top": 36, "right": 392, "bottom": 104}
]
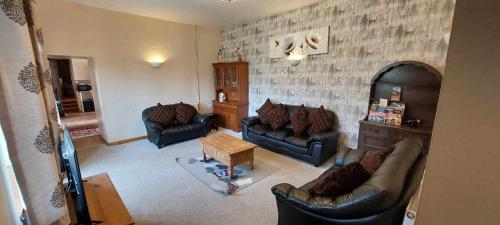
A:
[
  {"left": 213, "top": 102, "right": 237, "bottom": 110},
  {"left": 364, "top": 136, "right": 386, "bottom": 149},
  {"left": 366, "top": 126, "right": 389, "bottom": 138}
]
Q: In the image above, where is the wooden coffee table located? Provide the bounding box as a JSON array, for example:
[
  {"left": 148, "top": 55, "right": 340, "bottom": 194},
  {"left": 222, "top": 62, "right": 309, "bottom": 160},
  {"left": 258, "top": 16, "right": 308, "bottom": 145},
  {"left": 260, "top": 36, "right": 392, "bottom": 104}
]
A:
[{"left": 200, "top": 133, "right": 257, "bottom": 179}]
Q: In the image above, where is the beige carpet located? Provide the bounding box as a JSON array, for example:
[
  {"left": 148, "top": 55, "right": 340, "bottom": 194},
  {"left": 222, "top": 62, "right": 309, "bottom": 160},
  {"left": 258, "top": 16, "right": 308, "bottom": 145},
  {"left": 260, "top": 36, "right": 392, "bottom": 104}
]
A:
[{"left": 74, "top": 130, "right": 335, "bottom": 225}]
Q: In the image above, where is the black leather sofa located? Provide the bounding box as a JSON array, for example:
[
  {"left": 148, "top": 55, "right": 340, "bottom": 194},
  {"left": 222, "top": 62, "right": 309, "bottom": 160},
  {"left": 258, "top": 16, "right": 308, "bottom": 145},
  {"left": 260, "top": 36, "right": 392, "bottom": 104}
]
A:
[
  {"left": 241, "top": 104, "right": 340, "bottom": 166},
  {"left": 271, "top": 138, "right": 426, "bottom": 225},
  {"left": 142, "top": 104, "right": 209, "bottom": 149}
]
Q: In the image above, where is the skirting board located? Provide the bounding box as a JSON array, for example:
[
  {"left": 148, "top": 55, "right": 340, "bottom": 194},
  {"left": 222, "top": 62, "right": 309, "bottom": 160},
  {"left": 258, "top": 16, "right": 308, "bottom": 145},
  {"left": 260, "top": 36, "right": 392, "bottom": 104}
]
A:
[{"left": 100, "top": 135, "right": 147, "bottom": 146}]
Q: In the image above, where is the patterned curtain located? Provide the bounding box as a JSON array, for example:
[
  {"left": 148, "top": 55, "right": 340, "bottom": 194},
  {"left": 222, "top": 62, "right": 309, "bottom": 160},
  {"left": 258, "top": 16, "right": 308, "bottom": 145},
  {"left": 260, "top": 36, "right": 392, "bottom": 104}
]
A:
[{"left": 0, "top": 0, "right": 70, "bottom": 224}]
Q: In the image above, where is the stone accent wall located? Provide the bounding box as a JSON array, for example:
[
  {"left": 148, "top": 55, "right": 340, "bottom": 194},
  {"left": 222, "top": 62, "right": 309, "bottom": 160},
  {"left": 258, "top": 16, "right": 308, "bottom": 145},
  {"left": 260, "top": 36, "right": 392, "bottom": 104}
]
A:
[{"left": 220, "top": 0, "right": 455, "bottom": 147}]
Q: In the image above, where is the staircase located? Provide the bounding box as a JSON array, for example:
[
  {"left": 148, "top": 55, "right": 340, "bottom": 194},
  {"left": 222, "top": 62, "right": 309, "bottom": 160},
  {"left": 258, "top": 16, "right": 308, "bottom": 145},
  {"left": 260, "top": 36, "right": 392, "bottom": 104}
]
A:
[{"left": 61, "top": 97, "right": 80, "bottom": 113}]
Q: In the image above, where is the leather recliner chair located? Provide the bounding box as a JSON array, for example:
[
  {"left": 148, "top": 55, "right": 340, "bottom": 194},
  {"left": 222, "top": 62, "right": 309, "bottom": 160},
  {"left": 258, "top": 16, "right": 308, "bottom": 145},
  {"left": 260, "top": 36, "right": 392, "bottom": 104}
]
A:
[
  {"left": 271, "top": 138, "right": 426, "bottom": 225},
  {"left": 142, "top": 104, "right": 209, "bottom": 149}
]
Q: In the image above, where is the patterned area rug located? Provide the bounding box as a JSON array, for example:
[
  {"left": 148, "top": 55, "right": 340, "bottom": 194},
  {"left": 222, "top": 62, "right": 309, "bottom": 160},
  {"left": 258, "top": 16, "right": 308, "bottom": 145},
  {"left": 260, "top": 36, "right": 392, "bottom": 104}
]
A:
[
  {"left": 69, "top": 127, "right": 100, "bottom": 139},
  {"left": 176, "top": 156, "right": 278, "bottom": 196},
  {"left": 62, "top": 112, "right": 100, "bottom": 139}
]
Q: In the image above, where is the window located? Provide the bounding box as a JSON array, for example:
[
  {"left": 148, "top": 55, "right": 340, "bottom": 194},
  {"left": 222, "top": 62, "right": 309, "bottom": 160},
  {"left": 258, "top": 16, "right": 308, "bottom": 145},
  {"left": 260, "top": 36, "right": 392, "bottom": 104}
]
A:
[{"left": 0, "top": 123, "right": 26, "bottom": 225}]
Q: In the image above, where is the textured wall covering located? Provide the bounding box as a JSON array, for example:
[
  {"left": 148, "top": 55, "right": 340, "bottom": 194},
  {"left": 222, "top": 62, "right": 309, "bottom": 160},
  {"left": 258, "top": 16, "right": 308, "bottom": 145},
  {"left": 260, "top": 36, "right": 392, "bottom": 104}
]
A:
[{"left": 220, "top": 0, "right": 455, "bottom": 147}]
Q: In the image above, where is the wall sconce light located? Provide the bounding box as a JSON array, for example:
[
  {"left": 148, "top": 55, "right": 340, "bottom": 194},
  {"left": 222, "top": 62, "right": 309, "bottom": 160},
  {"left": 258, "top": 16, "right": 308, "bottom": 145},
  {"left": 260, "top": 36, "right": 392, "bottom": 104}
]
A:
[
  {"left": 147, "top": 54, "right": 166, "bottom": 68},
  {"left": 284, "top": 37, "right": 307, "bottom": 66},
  {"left": 148, "top": 61, "right": 163, "bottom": 68},
  {"left": 287, "top": 51, "right": 306, "bottom": 66}
]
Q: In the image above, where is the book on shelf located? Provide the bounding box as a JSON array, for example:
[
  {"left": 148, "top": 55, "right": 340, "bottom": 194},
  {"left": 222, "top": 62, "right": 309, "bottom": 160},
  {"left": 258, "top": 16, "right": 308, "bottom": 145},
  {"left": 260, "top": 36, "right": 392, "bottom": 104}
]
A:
[
  {"left": 368, "top": 101, "right": 406, "bottom": 126},
  {"left": 379, "top": 98, "right": 388, "bottom": 107},
  {"left": 391, "top": 86, "right": 402, "bottom": 101}
]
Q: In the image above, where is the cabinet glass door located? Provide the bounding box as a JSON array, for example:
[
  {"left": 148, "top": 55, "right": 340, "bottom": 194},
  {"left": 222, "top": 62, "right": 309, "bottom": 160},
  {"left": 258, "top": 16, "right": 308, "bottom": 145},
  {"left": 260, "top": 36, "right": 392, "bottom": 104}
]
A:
[
  {"left": 215, "top": 66, "right": 223, "bottom": 89},
  {"left": 230, "top": 65, "right": 238, "bottom": 89},
  {"left": 223, "top": 65, "right": 231, "bottom": 88}
]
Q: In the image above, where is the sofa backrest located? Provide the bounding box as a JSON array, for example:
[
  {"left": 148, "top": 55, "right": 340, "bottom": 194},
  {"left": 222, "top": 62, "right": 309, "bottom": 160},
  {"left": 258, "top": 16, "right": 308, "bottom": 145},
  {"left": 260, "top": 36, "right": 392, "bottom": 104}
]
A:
[
  {"left": 142, "top": 103, "right": 198, "bottom": 123},
  {"left": 280, "top": 104, "right": 338, "bottom": 132}
]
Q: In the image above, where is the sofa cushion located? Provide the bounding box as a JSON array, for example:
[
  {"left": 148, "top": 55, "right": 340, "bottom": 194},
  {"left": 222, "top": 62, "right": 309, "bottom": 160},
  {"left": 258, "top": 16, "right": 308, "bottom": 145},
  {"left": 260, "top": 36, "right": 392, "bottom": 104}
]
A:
[
  {"left": 162, "top": 123, "right": 204, "bottom": 135},
  {"left": 265, "top": 130, "right": 290, "bottom": 141},
  {"left": 268, "top": 104, "right": 290, "bottom": 130},
  {"left": 284, "top": 136, "right": 308, "bottom": 148},
  {"left": 309, "top": 147, "right": 394, "bottom": 197},
  {"left": 147, "top": 103, "right": 175, "bottom": 125},
  {"left": 308, "top": 105, "right": 332, "bottom": 135},
  {"left": 290, "top": 105, "right": 310, "bottom": 136},
  {"left": 175, "top": 102, "right": 196, "bottom": 124},
  {"left": 248, "top": 124, "right": 272, "bottom": 135},
  {"left": 360, "top": 147, "right": 394, "bottom": 174},
  {"left": 309, "top": 162, "right": 371, "bottom": 197},
  {"left": 256, "top": 98, "right": 274, "bottom": 125}
]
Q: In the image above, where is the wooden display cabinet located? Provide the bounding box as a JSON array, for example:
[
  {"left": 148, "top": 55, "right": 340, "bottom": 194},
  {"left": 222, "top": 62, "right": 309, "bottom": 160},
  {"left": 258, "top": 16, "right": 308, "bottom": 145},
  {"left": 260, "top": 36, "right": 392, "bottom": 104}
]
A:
[{"left": 212, "top": 62, "right": 248, "bottom": 132}]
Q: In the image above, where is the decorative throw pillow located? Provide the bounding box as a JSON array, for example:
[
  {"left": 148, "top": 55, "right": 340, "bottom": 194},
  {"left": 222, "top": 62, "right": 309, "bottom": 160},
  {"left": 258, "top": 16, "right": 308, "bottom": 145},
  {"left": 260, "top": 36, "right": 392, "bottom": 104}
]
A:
[
  {"left": 309, "top": 162, "right": 371, "bottom": 197},
  {"left": 147, "top": 103, "right": 175, "bottom": 125},
  {"left": 267, "top": 104, "right": 290, "bottom": 130},
  {"left": 290, "top": 105, "right": 310, "bottom": 136},
  {"left": 308, "top": 105, "right": 332, "bottom": 135},
  {"left": 309, "top": 146, "right": 395, "bottom": 197},
  {"left": 175, "top": 102, "right": 196, "bottom": 124},
  {"left": 360, "top": 146, "right": 394, "bottom": 174},
  {"left": 256, "top": 98, "right": 273, "bottom": 125}
]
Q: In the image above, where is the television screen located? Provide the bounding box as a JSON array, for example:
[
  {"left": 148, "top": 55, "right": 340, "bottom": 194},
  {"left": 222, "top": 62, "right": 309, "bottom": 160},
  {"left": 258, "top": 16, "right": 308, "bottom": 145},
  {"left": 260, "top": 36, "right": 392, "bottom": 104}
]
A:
[{"left": 61, "top": 126, "right": 91, "bottom": 224}]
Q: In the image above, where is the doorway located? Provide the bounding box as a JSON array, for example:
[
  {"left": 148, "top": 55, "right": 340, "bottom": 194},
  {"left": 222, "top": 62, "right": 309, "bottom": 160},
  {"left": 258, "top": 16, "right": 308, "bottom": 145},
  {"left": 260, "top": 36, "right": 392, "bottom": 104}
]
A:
[
  {"left": 49, "top": 58, "right": 79, "bottom": 113},
  {"left": 48, "top": 57, "right": 100, "bottom": 140}
]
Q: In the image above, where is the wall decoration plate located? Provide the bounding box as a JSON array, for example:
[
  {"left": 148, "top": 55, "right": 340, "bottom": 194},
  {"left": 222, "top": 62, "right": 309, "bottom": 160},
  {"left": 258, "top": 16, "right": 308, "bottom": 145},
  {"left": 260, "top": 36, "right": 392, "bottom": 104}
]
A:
[{"left": 269, "top": 26, "right": 330, "bottom": 58}]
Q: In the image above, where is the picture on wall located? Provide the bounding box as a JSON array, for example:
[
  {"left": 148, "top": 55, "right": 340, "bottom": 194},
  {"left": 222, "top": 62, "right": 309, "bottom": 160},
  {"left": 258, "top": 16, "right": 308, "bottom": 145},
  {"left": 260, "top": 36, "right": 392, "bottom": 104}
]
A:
[{"left": 269, "top": 26, "right": 330, "bottom": 58}]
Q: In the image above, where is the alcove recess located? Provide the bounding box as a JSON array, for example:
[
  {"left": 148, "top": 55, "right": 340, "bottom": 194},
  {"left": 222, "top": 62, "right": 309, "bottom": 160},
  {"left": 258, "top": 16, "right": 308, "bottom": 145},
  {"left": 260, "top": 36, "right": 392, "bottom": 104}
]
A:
[{"left": 358, "top": 61, "right": 442, "bottom": 153}]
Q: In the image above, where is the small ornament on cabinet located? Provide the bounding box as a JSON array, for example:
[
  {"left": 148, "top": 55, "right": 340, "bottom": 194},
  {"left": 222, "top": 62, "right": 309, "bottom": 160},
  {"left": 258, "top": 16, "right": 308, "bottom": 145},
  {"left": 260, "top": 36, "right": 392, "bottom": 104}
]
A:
[
  {"left": 234, "top": 48, "right": 244, "bottom": 62},
  {"left": 218, "top": 92, "right": 226, "bottom": 103},
  {"left": 218, "top": 49, "right": 223, "bottom": 62}
]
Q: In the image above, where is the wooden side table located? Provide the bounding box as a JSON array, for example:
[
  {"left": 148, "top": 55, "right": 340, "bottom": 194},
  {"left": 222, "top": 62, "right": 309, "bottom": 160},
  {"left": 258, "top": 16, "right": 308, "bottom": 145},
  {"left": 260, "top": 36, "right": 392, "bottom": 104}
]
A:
[{"left": 205, "top": 113, "right": 219, "bottom": 131}]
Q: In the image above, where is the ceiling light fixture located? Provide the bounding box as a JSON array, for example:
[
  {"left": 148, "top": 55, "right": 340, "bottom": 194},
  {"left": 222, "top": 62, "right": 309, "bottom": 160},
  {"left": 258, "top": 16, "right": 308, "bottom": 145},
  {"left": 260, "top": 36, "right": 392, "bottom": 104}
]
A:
[{"left": 222, "top": 0, "right": 238, "bottom": 2}]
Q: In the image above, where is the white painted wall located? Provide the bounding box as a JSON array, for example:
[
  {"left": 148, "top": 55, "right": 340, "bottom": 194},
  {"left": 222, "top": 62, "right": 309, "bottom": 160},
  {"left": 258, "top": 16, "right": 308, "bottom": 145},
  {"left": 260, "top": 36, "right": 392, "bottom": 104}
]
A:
[
  {"left": 71, "top": 58, "right": 91, "bottom": 81},
  {"left": 195, "top": 25, "right": 220, "bottom": 113},
  {"left": 38, "top": 0, "right": 220, "bottom": 142},
  {"left": 416, "top": 0, "right": 500, "bottom": 224},
  {"left": 71, "top": 58, "right": 90, "bottom": 112}
]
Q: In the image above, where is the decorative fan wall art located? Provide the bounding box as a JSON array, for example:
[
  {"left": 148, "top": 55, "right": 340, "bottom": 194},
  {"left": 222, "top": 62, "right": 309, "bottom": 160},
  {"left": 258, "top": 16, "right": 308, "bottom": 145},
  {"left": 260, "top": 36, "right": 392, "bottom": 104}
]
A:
[{"left": 269, "top": 26, "right": 330, "bottom": 58}]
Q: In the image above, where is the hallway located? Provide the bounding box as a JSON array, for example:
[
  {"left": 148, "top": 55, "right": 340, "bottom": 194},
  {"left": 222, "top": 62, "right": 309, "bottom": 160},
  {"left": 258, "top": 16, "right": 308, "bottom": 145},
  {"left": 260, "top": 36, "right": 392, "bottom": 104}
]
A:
[{"left": 61, "top": 112, "right": 100, "bottom": 139}]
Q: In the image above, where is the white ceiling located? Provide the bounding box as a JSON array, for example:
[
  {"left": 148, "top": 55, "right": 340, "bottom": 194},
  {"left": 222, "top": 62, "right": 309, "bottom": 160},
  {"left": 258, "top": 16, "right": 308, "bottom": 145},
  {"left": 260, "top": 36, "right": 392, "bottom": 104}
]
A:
[{"left": 66, "top": 0, "right": 324, "bottom": 27}]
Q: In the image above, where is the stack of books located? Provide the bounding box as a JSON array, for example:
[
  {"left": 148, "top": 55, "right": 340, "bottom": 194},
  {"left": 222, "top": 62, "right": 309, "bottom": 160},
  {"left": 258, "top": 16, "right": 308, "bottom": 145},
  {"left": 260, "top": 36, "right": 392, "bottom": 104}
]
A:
[{"left": 368, "top": 100, "right": 406, "bottom": 126}]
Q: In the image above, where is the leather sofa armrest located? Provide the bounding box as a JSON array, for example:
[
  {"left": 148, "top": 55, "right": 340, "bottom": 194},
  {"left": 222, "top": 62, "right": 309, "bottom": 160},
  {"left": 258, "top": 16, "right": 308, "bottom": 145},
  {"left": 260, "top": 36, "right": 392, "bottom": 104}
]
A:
[
  {"left": 241, "top": 116, "right": 261, "bottom": 127},
  {"left": 272, "top": 182, "right": 389, "bottom": 219},
  {"left": 307, "top": 131, "right": 340, "bottom": 144},
  {"left": 272, "top": 183, "right": 322, "bottom": 212},
  {"left": 333, "top": 145, "right": 367, "bottom": 167},
  {"left": 142, "top": 107, "right": 163, "bottom": 129},
  {"left": 271, "top": 183, "right": 296, "bottom": 199},
  {"left": 272, "top": 183, "right": 312, "bottom": 208},
  {"left": 192, "top": 114, "right": 209, "bottom": 124},
  {"left": 145, "top": 120, "right": 164, "bottom": 130}
]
